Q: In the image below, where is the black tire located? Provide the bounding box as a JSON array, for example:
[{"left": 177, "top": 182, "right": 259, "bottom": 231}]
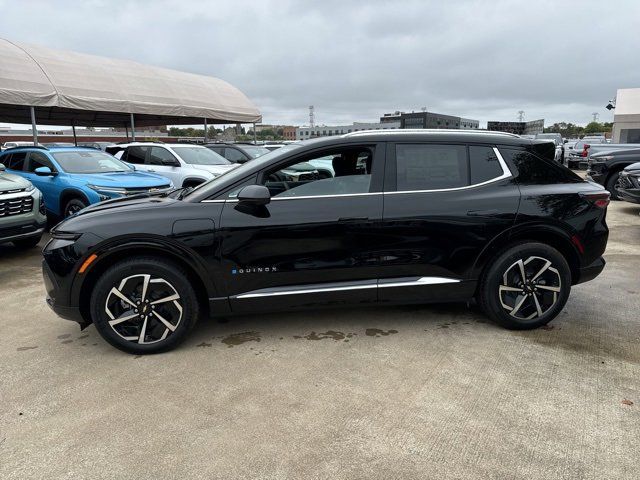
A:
[
  {"left": 12, "top": 235, "right": 42, "bottom": 249},
  {"left": 89, "top": 257, "right": 200, "bottom": 354},
  {"left": 478, "top": 242, "right": 571, "bottom": 330},
  {"left": 64, "top": 197, "right": 88, "bottom": 217},
  {"left": 605, "top": 171, "right": 621, "bottom": 201}
]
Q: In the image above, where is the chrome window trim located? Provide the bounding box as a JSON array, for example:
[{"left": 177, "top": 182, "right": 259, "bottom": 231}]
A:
[
  {"left": 200, "top": 147, "right": 511, "bottom": 203},
  {"left": 234, "top": 276, "right": 460, "bottom": 299}
]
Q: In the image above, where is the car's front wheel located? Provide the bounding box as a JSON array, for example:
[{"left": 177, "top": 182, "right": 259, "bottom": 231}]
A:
[
  {"left": 64, "top": 198, "right": 87, "bottom": 217},
  {"left": 605, "top": 171, "right": 622, "bottom": 200},
  {"left": 478, "top": 243, "right": 571, "bottom": 330},
  {"left": 89, "top": 257, "right": 199, "bottom": 354}
]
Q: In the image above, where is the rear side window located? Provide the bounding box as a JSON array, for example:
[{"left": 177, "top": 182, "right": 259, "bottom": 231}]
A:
[
  {"left": 469, "top": 146, "right": 503, "bottom": 184},
  {"left": 7, "top": 152, "right": 27, "bottom": 170},
  {"left": 395, "top": 144, "right": 468, "bottom": 191},
  {"left": 499, "top": 148, "right": 582, "bottom": 184},
  {"left": 125, "top": 146, "right": 148, "bottom": 164}
]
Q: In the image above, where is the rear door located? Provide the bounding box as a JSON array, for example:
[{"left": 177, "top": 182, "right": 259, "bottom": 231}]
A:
[
  {"left": 217, "top": 142, "right": 386, "bottom": 313},
  {"left": 379, "top": 142, "right": 520, "bottom": 303}
]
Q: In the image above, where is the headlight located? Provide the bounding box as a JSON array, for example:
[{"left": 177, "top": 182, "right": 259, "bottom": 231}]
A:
[
  {"left": 51, "top": 231, "right": 82, "bottom": 240},
  {"left": 87, "top": 184, "right": 127, "bottom": 195},
  {"left": 25, "top": 183, "right": 35, "bottom": 192},
  {"left": 592, "top": 156, "right": 612, "bottom": 163}
]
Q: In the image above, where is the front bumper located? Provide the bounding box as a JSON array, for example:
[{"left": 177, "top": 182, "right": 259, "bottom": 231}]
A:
[
  {"left": 617, "top": 187, "right": 640, "bottom": 204},
  {"left": 576, "top": 256, "right": 606, "bottom": 285},
  {"left": 42, "top": 261, "right": 85, "bottom": 324}
]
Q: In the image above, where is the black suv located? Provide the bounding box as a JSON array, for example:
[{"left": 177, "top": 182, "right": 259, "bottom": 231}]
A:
[
  {"left": 205, "top": 143, "right": 271, "bottom": 164},
  {"left": 586, "top": 148, "right": 640, "bottom": 200},
  {"left": 42, "top": 131, "right": 609, "bottom": 354}
]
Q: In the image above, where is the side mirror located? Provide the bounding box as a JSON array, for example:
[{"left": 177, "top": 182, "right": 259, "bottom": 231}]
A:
[
  {"left": 0, "top": 164, "right": 5, "bottom": 172},
  {"left": 161, "top": 158, "right": 180, "bottom": 167},
  {"left": 237, "top": 185, "right": 271, "bottom": 206},
  {"left": 563, "top": 139, "right": 568, "bottom": 144},
  {"left": 35, "top": 166, "right": 56, "bottom": 176}
]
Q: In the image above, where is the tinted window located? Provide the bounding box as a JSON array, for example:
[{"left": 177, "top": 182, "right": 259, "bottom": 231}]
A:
[
  {"left": 149, "top": 147, "right": 178, "bottom": 166},
  {"left": 240, "top": 146, "right": 270, "bottom": 158},
  {"left": 499, "top": 148, "right": 581, "bottom": 184},
  {"left": 27, "top": 152, "right": 55, "bottom": 172},
  {"left": 395, "top": 144, "right": 468, "bottom": 191},
  {"left": 172, "top": 146, "right": 230, "bottom": 165},
  {"left": 225, "top": 148, "right": 248, "bottom": 162},
  {"left": 125, "top": 146, "right": 149, "bottom": 164},
  {"left": 208, "top": 146, "right": 225, "bottom": 156},
  {"left": 8, "top": 152, "right": 27, "bottom": 170},
  {"left": 263, "top": 147, "right": 373, "bottom": 198},
  {"left": 469, "top": 146, "right": 504, "bottom": 184}
]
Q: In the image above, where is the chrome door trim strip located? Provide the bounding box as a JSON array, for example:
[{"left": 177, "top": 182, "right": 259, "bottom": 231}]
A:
[{"left": 234, "top": 276, "right": 460, "bottom": 299}]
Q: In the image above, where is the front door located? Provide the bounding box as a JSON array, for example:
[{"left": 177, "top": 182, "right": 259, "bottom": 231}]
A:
[
  {"left": 378, "top": 142, "right": 520, "bottom": 303},
  {"left": 218, "top": 143, "right": 386, "bottom": 313}
]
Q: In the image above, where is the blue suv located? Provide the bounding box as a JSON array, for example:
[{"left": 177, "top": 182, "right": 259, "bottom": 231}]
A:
[{"left": 0, "top": 147, "right": 173, "bottom": 217}]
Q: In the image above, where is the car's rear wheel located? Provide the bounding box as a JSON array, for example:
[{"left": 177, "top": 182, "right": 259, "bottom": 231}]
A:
[
  {"left": 478, "top": 243, "right": 571, "bottom": 330},
  {"left": 606, "top": 171, "right": 622, "bottom": 200},
  {"left": 64, "top": 198, "right": 87, "bottom": 217},
  {"left": 89, "top": 257, "right": 199, "bottom": 354}
]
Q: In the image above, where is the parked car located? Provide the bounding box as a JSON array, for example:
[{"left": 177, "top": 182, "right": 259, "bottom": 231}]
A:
[
  {"left": 78, "top": 142, "right": 117, "bottom": 151},
  {"left": 578, "top": 141, "right": 640, "bottom": 169},
  {"left": 205, "top": 143, "right": 271, "bottom": 164},
  {"left": 0, "top": 163, "right": 47, "bottom": 248},
  {"left": 566, "top": 137, "right": 607, "bottom": 169},
  {"left": 616, "top": 162, "right": 640, "bottom": 204},
  {"left": 42, "top": 142, "right": 76, "bottom": 147},
  {"left": 0, "top": 146, "right": 173, "bottom": 218},
  {"left": 534, "top": 133, "right": 564, "bottom": 163},
  {"left": 263, "top": 144, "right": 286, "bottom": 151},
  {"left": 586, "top": 148, "right": 640, "bottom": 200},
  {"left": 107, "top": 143, "right": 237, "bottom": 188},
  {"left": 43, "top": 130, "right": 610, "bottom": 354}
]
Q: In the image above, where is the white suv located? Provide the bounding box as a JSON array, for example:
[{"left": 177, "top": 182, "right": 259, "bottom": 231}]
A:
[{"left": 107, "top": 143, "right": 237, "bottom": 188}]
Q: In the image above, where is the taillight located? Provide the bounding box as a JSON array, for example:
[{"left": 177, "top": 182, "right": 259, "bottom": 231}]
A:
[
  {"left": 580, "top": 144, "right": 590, "bottom": 157},
  {"left": 580, "top": 191, "right": 610, "bottom": 209}
]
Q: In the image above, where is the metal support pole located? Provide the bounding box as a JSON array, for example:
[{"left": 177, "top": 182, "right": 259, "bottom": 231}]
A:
[
  {"left": 72, "top": 123, "right": 78, "bottom": 146},
  {"left": 253, "top": 123, "right": 257, "bottom": 144},
  {"left": 125, "top": 125, "right": 129, "bottom": 141},
  {"left": 30, "top": 106, "right": 38, "bottom": 145},
  {"left": 204, "top": 118, "right": 208, "bottom": 143},
  {"left": 130, "top": 113, "right": 136, "bottom": 141}
]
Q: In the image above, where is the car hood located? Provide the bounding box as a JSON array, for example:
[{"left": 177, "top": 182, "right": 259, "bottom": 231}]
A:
[
  {"left": 190, "top": 163, "right": 238, "bottom": 175},
  {"left": 73, "top": 171, "right": 171, "bottom": 187},
  {"left": 623, "top": 162, "right": 640, "bottom": 173},
  {"left": 0, "top": 171, "right": 32, "bottom": 191}
]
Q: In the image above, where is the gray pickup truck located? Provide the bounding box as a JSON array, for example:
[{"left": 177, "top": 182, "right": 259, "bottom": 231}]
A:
[
  {"left": 0, "top": 164, "right": 47, "bottom": 248},
  {"left": 580, "top": 142, "right": 640, "bottom": 168}
]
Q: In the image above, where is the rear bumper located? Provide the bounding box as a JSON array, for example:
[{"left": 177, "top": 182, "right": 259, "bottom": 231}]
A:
[{"left": 576, "top": 256, "right": 606, "bottom": 285}]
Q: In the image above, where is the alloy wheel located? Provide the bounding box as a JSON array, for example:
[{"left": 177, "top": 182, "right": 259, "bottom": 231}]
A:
[
  {"left": 498, "top": 256, "right": 562, "bottom": 320},
  {"left": 105, "top": 274, "right": 183, "bottom": 344}
]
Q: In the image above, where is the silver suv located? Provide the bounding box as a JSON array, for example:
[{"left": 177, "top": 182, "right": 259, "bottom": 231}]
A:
[
  {"left": 0, "top": 164, "right": 47, "bottom": 248},
  {"left": 107, "top": 143, "right": 238, "bottom": 188}
]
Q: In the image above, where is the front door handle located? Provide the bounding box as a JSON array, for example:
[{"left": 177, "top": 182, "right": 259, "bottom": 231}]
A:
[
  {"left": 466, "top": 209, "right": 499, "bottom": 217},
  {"left": 338, "top": 216, "right": 369, "bottom": 222}
]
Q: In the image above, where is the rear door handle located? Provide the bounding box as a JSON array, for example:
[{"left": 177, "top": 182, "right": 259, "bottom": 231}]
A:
[
  {"left": 338, "top": 216, "right": 369, "bottom": 222},
  {"left": 466, "top": 209, "right": 499, "bottom": 217}
]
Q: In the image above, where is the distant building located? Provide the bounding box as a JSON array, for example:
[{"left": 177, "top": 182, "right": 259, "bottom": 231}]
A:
[
  {"left": 380, "top": 110, "right": 479, "bottom": 129},
  {"left": 611, "top": 88, "right": 640, "bottom": 143},
  {"left": 282, "top": 126, "right": 297, "bottom": 140},
  {"left": 487, "top": 119, "right": 544, "bottom": 135},
  {"left": 296, "top": 121, "right": 400, "bottom": 140}
]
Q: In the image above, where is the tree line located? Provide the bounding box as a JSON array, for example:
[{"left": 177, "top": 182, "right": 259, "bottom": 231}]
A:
[{"left": 543, "top": 121, "right": 613, "bottom": 137}]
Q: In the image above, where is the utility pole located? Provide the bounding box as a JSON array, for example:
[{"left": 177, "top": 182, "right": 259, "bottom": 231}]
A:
[
  {"left": 309, "top": 105, "right": 315, "bottom": 128},
  {"left": 592, "top": 112, "right": 599, "bottom": 122},
  {"left": 517, "top": 110, "right": 525, "bottom": 122}
]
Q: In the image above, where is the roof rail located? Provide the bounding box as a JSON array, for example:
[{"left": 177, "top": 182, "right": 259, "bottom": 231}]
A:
[
  {"left": 342, "top": 129, "right": 521, "bottom": 138},
  {"left": 2, "top": 145, "right": 49, "bottom": 151}
]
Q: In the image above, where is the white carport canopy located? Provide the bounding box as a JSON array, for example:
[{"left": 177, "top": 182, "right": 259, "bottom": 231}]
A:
[{"left": 0, "top": 38, "right": 261, "bottom": 138}]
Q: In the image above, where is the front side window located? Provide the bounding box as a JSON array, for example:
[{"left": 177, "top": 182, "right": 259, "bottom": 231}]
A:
[
  {"left": 27, "top": 152, "right": 55, "bottom": 172},
  {"left": 262, "top": 147, "right": 374, "bottom": 198},
  {"left": 224, "top": 148, "right": 248, "bottom": 162},
  {"left": 395, "top": 144, "right": 468, "bottom": 191},
  {"left": 51, "top": 151, "right": 132, "bottom": 174},
  {"left": 125, "top": 146, "right": 148, "bottom": 164},
  {"left": 149, "top": 147, "right": 178, "bottom": 166}
]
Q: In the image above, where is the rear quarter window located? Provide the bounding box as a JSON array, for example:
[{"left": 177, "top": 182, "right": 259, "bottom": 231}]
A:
[{"left": 499, "top": 148, "right": 582, "bottom": 185}]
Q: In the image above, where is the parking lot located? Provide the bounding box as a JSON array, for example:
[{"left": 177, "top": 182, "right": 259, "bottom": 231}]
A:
[{"left": 0, "top": 199, "right": 637, "bottom": 479}]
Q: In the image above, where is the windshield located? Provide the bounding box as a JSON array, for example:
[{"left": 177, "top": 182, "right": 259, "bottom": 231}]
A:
[
  {"left": 51, "top": 151, "right": 132, "bottom": 173},
  {"left": 184, "top": 144, "right": 302, "bottom": 198},
  {"left": 535, "top": 134, "right": 558, "bottom": 139},
  {"left": 241, "top": 146, "right": 271, "bottom": 158},
  {"left": 172, "top": 146, "right": 231, "bottom": 165}
]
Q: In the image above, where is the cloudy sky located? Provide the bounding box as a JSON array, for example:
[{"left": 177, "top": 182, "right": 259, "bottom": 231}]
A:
[{"left": 1, "top": 0, "right": 638, "bottom": 128}]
